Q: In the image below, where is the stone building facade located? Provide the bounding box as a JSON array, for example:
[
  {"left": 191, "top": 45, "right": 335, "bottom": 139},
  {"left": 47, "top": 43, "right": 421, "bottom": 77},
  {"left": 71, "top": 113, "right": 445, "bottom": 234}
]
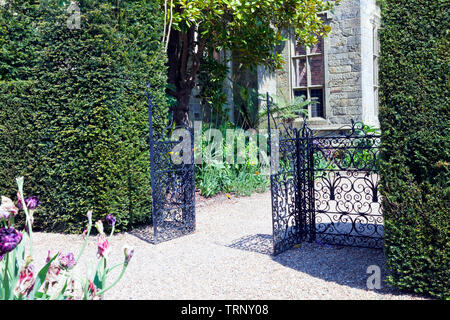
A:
[{"left": 190, "top": 0, "right": 381, "bottom": 130}]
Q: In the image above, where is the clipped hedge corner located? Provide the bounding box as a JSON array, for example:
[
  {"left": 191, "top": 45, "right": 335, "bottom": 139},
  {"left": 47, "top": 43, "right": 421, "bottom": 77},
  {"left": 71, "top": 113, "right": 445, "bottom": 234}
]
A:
[
  {"left": 378, "top": 0, "right": 449, "bottom": 299},
  {"left": 0, "top": 0, "right": 167, "bottom": 233}
]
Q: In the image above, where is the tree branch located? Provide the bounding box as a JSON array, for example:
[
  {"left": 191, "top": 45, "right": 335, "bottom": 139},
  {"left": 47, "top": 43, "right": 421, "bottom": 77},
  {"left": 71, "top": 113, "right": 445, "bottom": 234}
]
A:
[
  {"left": 165, "top": 0, "right": 174, "bottom": 52},
  {"left": 162, "top": 0, "right": 167, "bottom": 45},
  {"left": 188, "top": 36, "right": 206, "bottom": 86}
]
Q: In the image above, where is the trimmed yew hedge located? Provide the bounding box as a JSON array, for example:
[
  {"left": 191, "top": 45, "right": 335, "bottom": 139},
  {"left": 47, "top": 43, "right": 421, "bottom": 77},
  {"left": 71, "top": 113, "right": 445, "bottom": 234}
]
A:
[
  {"left": 0, "top": 0, "right": 167, "bottom": 233},
  {"left": 378, "top": 0, "right": 449, "bottom": 299}
]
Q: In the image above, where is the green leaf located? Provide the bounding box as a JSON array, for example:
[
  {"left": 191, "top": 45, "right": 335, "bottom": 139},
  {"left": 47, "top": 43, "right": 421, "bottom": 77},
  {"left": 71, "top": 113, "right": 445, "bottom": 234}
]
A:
[
  {"left": 93, "top": 257, "right": 105, "bottom": 290},
  {"left": 33, "top": 291, "right": 52, "bottom": 299},
  {"left": 28, "top": 254, "right": 58, "bottom": 300},
  {"left": 53, "top": 279, "right": 69, "bottom": 300}
]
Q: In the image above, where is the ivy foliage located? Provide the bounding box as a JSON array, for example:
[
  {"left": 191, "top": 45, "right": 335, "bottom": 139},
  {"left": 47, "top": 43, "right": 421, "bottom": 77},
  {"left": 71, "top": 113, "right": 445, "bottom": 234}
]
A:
[
  {"left": 378, "top": 0, "right": 450, "bottom": 299},
  {"left": 0, "top": 0, "right": 167, "bottom": 233}
]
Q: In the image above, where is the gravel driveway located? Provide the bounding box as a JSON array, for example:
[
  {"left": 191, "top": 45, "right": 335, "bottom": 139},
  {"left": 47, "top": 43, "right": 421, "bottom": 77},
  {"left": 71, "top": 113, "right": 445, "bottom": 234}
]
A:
[{"left": 31, "top": 191, "right": 425, "bottom": 300}]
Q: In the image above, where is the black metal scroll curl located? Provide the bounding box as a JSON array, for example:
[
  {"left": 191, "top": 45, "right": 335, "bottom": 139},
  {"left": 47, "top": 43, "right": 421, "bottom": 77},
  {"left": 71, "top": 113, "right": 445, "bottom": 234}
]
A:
[
  {"left": 146, "top": 86, "right": 196, "bottom": 244},
  {"left": 267, "top": 93, "right": 383, "bottom": 254}
]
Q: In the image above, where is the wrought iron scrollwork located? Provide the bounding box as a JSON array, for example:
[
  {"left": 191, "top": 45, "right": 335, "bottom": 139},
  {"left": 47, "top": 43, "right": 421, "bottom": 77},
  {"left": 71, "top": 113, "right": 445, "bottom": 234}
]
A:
[
  {"left": 267, "top": 94, "right": 383, "bottom": 254},
  {"left": 266, "top": 94, "right": 314, "bottom": 254},
  {"left": 147, "top": 86, "right": 195, "bottom": 244},
  {"left": 311, "top": 121, "right": 382, "bottom": 248}
]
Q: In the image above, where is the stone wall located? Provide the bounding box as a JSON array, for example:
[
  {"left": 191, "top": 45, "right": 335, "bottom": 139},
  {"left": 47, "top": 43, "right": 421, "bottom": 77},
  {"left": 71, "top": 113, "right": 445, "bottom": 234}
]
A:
[
  {"left": 257, "top": 0, "right": 381, "bottom": 129},
  {"left": 326, "top": 0, "right": 363, "bottom": 125},
  {"left": 360, "top": 0, "right": 381, "bottom": 127}
]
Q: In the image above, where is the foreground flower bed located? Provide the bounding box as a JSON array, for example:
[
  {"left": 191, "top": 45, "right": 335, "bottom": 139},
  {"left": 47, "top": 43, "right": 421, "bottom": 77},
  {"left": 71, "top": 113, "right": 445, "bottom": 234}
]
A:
[{"left": 0, "top": 177, "right": 134, "bottom": 300}]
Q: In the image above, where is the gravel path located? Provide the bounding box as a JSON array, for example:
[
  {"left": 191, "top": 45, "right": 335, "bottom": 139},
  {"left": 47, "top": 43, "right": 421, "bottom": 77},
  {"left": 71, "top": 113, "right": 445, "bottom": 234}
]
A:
[{"left": 31, "top": 191, "right": 426, "bottom": 300}]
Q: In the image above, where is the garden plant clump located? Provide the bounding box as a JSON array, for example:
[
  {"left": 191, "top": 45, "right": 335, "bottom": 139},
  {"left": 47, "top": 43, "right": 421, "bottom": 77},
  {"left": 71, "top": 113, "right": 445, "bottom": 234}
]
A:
[
  {"left": 0, "top": 177, "right": 134, "bottom": 300},
  {"left": 195, "top": 124, "right": 270, "bottom": 198}
]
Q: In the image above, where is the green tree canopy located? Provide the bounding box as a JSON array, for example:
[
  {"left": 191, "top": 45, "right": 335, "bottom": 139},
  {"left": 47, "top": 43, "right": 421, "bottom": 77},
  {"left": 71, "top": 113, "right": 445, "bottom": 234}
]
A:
[{"left": 161, "top": 0, "right": 339, "bottom": 125}]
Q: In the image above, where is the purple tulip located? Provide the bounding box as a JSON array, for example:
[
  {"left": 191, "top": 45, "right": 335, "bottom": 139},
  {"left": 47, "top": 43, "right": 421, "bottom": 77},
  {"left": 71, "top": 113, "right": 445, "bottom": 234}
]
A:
[
  {"left": 105, "top": 214, "right": 116, "bottom": 226},
  {"left": 0, "top": 227, "right": 23, "bottom": 256},
  {"left": 17, "top": 198, "right": 24, "bottom": 210},
  {"left": 26, "top": 196, "right": 41, "bottom": 209},
  {"left": 59, "top": 252, "right": 76, "bottom": 270},
  {"left": 17, "top": 196, "right": 41, "bottom": 210}
]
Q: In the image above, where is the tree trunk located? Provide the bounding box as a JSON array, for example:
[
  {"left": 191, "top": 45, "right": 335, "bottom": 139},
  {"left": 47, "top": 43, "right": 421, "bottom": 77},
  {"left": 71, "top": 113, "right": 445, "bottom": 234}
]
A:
[
  {"left": 174, "top": 87, "right": 192, "bottom": 127},
  {"left": 166, "top": 25, "right": 206, "bottom": 128}
]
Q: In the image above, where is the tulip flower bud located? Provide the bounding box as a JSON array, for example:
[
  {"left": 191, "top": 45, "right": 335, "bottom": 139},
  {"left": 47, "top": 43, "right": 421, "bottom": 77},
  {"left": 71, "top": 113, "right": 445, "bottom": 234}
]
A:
[
  {"left": 59, "top": 252, "right": 76, "bottom": 270},
  {"left": 17, "top": 196, "right": 41, "bottom": 212},
  {"left": 0, "top": 227, "right": 23, "bottom": 257},
  {"left": 105, "top": 214, "right": 116, "bottom": 227},
  {"left": 27, "top": 196, "right": 41, "bottom": 210},
  {"left": 123, "top": 245, "right": 134, "bottom": 265},
  {"left": 97, "top": 234, "right": 110, "bottom": 259},
  {"left": 16, "top": 177, "right": 24, "bottom": 191},
  {"left": 15, "top": 264, "right": 35, "bottom": 297},
  {"left": 88, "top": 280, "right": 97, "bottom": 299},
  {"left": 82, "top": 227, "right": 88, "bottom": 240},
  {"left": 25, "top": 255, "right": 33, "bottom": 268},
  {"left": 95, "top": 220, "right": 104, "bottom": 235},
  {"left": 87, "top": 211, "right": 92, "bottom": 224}
]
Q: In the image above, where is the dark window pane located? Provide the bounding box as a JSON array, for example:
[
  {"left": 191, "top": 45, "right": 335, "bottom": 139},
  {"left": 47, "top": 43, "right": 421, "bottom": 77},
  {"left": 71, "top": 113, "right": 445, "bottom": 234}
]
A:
[
  {"left": 310, "top": 37, "right": 323, "bottom": 54},
  {"left": 294, "top": 89, "right": 308, "bottom": 99},
  {"left": 294, "top": 90, "right": 308, "bottom": 117},
  {"left": 310, "top": 88, "right": 324, "bottom": 118},
  {"left": 309, "top": 55, "right": 323, "bottom": 85},
  {"left": 295, "top": 42, "right": 306, "bottom": 55},
  {"left": 293, "top": 58, "right": 307, "bottom": 87}
]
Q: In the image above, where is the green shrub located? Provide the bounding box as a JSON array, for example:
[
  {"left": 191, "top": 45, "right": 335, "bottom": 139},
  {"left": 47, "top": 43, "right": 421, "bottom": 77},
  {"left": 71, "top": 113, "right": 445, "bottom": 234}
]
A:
[
  {"left": 195, "top": 123, "right": 270, "bottom": 197},
  {"left": 378, "top": 0, "right": 450, "bottom": 299},
  {"left": 0, "top": 0, "right": 167, "bottom": 233},
  {"left": 0, "top": 1, "right": 40, "bottom": 81}
]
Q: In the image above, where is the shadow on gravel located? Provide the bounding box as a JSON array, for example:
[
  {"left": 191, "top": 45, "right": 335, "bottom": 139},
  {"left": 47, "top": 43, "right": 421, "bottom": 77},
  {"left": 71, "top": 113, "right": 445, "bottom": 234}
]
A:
[
  {"left": 227, "top": 234, "right": 273, "bottom": 255},
  {"left": 273, "top": 242, "right": 390, "bottom": 292},
  {"left": 227, "top": 233, "right": 411, "bottom": 296},
  {"left": 128, "top": 226, "right": 155, "bottom": 244}
]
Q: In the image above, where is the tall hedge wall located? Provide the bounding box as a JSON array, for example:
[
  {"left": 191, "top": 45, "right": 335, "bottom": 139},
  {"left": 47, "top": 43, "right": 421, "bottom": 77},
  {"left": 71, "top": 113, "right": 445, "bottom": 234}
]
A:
[
  {"left": 378, "top": 0, "right": 449, "bottom": 298},
  {"left": 0, "top": 0, "right": 167, "bottom": 233}
]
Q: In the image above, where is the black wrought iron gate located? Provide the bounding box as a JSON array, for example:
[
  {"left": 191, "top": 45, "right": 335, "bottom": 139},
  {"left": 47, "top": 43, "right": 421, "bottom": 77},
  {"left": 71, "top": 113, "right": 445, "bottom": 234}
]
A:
[
  {"left": 267, "top": 97, "right": 383, "bottom": 255},
  {"left": 147, "top": 88, "right": 195, "bottom": 243}
]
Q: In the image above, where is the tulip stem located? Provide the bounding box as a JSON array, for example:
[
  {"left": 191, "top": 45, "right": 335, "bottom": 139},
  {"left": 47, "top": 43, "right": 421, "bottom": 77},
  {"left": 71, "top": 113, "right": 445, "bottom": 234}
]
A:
[
  {"left": 106, "top": 262, "right": 123, "bottom": 274},
  {"left": 2, "top": 253, "right": 9, "bottom": 297},
  {"left": 76, "top": 221, "right": 92, "bottom": 264},
  {"left": 96, "top": 262, "right": 127, "bottom": 298},
  {"left": 109, "top": 224, "right": 115, "bottom": 238},
  {"left": 18, "top": 190, "right": 33, "bottom": 257}
]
